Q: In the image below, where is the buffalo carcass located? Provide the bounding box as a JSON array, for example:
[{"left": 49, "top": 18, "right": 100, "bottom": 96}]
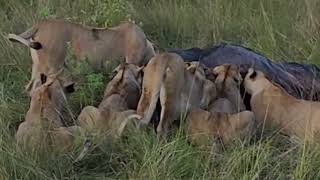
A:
[{"left": 169, "top": 43, "right": 320, "bottom": 102}]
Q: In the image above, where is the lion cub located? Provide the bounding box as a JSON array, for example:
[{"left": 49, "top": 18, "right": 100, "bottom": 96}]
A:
[
  {"left": 187, "top": 108, "right": 255, "bottom": 146},
  {"left": 77, "top": 63, "right": 142, "bottom": 137},
  {"left": 8, "top": 19, "right": 155, "bottom": 91},
  {"left": 209, "top": 64, "right": 246, "bottom": 113},
  {"left": 186, "top": 64, "right": 255, "bottom": 146},
  {"left": 244, "top": 68, "right": 320, "bottom": 141},
  {"left": 137, "top": 53, "right": 217, "bottom": 139},
  {"left": 16, "top": 74, "right": 83, "bottom": 152}
]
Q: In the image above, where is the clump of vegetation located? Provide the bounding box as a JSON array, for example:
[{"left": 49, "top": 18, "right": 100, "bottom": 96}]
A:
[{"left": 1, "top": 0, "right": 320, "bottom": 179}]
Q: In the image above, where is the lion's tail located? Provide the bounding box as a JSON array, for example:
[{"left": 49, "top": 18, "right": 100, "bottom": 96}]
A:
[
  {"left": 73, "top": 136, "right": 92, "bottom": 163},
  {"left": 8, "top": 26, "right": 42, "bottom": 50},
  {"left": 139, "top": 61, "right": 168, "bottom": 126},
  {"left": 117, "top": 112, "right": 141, "bottom": 136}
]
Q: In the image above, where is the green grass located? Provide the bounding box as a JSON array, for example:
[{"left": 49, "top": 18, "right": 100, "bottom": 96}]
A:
[{"left": 1, "top": 0, "right": 320, "bottom": 179}]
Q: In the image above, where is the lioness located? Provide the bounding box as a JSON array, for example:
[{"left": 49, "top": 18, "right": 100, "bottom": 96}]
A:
[
  {"left": 185, "top": 61, "right": 218, "bottom": 109},
  {"left": 209, "top": 64, "right": 246, "bottom": 113},
  {"left": 8, "top": 19, "right": 155, "bottom": 91},
  {"left": 77, "top": 63, "right": 142, "bottom": 137},
  {"left": 16, "top": 74, "right": 84, "bottom": 152},
  {"left": 244, "top": 68, "right": 320, "bottom": 140},
  {"left": 137, "top": 53, "right": 217, "bottom": 138},
  {"left": 187, "top": 108, "right": 255, "bottom": 147}
]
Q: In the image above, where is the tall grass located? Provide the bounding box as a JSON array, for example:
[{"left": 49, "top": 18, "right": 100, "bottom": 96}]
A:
[{"left": 1, "top": 0, "right": 320, "bottom": 179}]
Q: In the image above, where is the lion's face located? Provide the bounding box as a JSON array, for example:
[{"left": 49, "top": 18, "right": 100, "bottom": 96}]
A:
[
  {"left": 105, "top": 63, "right": 143, "bottom": 95},
  {"left": 104, "top": 63, "right": 143, "bottom": 109},
  {"left": 213, "top": 64, "right": 242, "bottom": 83},
  {"left": 29, "top": 73, "right": 72, "bottom": 115},
  {"left": 212, "top": 64, "right": 242, "bottom": 92},
  {"left": 125, "top": 63, "right": 144, "bottom": 85},
  {"left": 244, "top": 68, "right": 268, "bottom": 95}
]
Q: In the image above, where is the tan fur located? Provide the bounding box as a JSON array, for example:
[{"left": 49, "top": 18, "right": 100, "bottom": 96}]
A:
[
  {"left": 16, "top": 76, "right": 83, "bottom": 152},
  {"left": 209, "top": 64, "right": 246, "bottom": 113},
  {"left": 210, "top": 98, "right": 235, "bottom": 113},
  {"left": 185, "top": 62, "right": 218, "bottom": 109},
  {"left": 187, "top": 108, "right": 255, "bottom": 147},
  {"left": 77, "top": 63, "right": 142, "bottom": 137},
  {"left": 244, "top": 68, "right": 320, "bottom": 141},
  {"left": 136, "top": 54, "right": 217, "bottom": 138},
  {"left": 8, "top": 19, "right": 155, "bottom": 91}
]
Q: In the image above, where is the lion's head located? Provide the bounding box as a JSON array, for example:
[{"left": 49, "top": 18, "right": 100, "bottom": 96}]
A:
[
  {"left": 104, "top": 62, "right": 143, "bottom": 109},
  {"left": 185, "top": 61, "right": 218, "bottom": 109},
  {"left": 28, "top": 72, "right": 74, "bottom": 126},
  {"left": 244, "top": 68, "right": 271, "bottom": 95},
  {"left": 212, "top": 64, "right": 242, "bottom": 91},
  {"left": 185, "top": 61, "right": 208, "bottom": 80},
  {"left": 211, "top": 64, "right": 245, "bottom": 111}
]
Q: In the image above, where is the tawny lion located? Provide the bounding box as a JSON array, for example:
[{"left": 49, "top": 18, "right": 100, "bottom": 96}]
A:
[
  {"left": 16, "top": 73, "right": 84, "bottom": 152},
  {"left": 77, "top": 63, "right": 142, "bottom": 138},
  {"left": 244, "top": 68, "right": 320, "bottom": 141},
  {"left": 8, "top": 19, "right": 155, "bottom": 91},
  {"left": 137, "top": 53, "right": 217, "bottom": 139},
  {"left": 209, "top": 64, "right": 246, "bottom": 113},
  {"left": 187, "top": 108, "right": 255, "bottom": 147}
]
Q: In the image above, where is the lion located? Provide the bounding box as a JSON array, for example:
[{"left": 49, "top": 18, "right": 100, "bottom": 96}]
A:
[
  {"left": 8, "top": 19, "right": 155, "bottom": 91},
  {"left": 77, "top": 63, "right": 142, "bottom": 137},
  {"left": 137, "top": 53, "right": 217, "bottom": 139},
  {"left": 244, "top": 68, "right": 320, "bottom": 141},
  {"left": 16, "top": 73, "right": 84, "bottom": 152},
  {"left": 184, "top": 61, "right": 218, "bottom": 109},
  {"left": 209, "top": 98, "right": 235, "bottom": 113},
  {"left": 187, "top": 108, "right": 255, "bottom": 147},
  {"left": 208, "top": 64, "right": 246, "bottom": 113}
]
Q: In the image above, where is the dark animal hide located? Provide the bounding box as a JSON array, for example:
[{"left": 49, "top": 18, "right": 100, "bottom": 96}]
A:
[{"left": 169, "top": 43, "right": 320, "bottom": 101}]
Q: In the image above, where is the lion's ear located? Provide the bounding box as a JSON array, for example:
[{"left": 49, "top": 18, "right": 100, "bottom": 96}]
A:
[
  {"left": 212, "top": 66, "right": 223, "bottom": 75},
  {"left": 40, "top": 73, "right": 47, "bottom": 84},
  {"left": 249, "top": 70, "right": 257, "bottom": 79},
  {"left": 185, "top": 62, "right": 197, "bottom": 74},
  {"left": 64, "top": 83, "right": 75, "bottom": 93},
  {"left": 188, "top": 66, "right": 196, "bottom": 74}
]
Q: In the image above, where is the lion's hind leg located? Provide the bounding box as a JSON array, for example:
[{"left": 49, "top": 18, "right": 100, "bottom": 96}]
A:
[
  {"left": 156, "top": 86, "right": 179, "bottom": 140},
  {"left": 77, "top": 106, "right": 102, "bottom": 133}
]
